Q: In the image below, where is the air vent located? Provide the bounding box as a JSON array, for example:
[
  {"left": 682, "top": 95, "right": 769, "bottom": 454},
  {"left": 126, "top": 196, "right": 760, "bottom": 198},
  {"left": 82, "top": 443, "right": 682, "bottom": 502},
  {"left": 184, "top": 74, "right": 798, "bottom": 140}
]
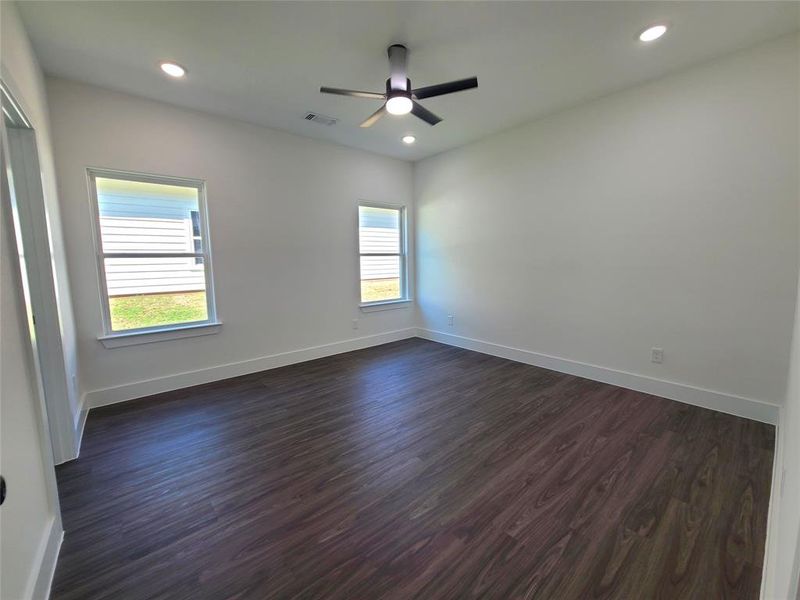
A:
[{"left": 304, "top": 112, "right": 337, "bottom": 126}]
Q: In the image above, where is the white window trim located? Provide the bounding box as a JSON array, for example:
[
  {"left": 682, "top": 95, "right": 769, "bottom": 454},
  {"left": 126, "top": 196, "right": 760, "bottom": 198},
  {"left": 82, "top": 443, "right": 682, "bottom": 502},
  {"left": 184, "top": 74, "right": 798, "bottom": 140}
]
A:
[
  {"left": 98, "top": 321, "right": 222, "bottom": 348},
  {"left": 359, "top": 299, "right": 412, "bottom": 313},
  {"left": 357, "top": 201, "right": 410, "bottom": 308},
  {"left": 87, "top": 167, "right": 221, "bottom": 345}
]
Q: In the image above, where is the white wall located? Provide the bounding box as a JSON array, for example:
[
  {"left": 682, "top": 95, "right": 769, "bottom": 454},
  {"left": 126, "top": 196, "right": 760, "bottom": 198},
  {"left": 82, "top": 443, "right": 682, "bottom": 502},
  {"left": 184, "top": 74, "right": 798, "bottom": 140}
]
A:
[
  {"left": 0, "top": 3, "right": 64, "bottom": 598},
  {"left": 415, "top": 34, "right": 799, "bottom": 414},
  {"left": 1, "top": 1, "right": 83, "bottom": 461},
  {"left": 45, "top": 78, "right": 415, "bottom": 404}
]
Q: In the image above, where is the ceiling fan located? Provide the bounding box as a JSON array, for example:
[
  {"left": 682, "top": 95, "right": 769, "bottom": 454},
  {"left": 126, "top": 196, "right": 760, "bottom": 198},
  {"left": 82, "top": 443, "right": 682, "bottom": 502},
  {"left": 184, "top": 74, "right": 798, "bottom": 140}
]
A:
[{"left": 320, "top": 44, "right": 478, "bottom": 128}]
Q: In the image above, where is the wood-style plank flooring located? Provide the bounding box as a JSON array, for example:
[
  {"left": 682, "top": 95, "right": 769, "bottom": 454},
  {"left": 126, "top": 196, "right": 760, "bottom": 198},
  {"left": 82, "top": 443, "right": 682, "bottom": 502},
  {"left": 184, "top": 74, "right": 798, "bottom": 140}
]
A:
[{"left": 53, "top": 339, "right": 775, "bottom": 599}]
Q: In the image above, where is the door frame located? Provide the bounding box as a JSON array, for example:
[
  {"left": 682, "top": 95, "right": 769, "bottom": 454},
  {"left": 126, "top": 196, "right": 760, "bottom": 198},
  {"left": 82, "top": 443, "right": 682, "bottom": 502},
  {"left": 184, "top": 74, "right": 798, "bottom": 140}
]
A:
[{"left": 2, "top": 77, "right": 78, "bottom": 465}]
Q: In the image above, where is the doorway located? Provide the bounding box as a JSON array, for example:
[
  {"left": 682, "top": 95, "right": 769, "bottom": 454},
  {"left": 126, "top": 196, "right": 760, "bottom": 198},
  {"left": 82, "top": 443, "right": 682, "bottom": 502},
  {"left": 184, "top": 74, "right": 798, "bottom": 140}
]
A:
[{"left": 2, "top": 79, "right": 79, "bottom": 464}]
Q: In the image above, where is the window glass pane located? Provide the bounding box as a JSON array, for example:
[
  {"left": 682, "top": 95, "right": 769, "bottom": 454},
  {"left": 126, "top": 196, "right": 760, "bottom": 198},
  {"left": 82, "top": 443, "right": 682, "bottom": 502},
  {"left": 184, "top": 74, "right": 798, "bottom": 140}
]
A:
[
  {"left": 191, "top": 210, "right": 201, "bottom": 237},
  {"left": 96, "top": 177, "right": 200, "bottom": 254},
  {"left": 360, "top": 255, "right": 401, "bottom": 303},
  {"left": 359, "top": 206, "right": 400, "bottom": 254},
  {"left": 104, "top": 257, "right": 207, "bottom": 331}
]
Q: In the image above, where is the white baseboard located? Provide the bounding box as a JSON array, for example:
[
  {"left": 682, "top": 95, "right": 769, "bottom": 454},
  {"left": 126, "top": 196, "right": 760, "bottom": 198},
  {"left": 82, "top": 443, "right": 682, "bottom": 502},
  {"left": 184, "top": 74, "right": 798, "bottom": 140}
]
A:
[
  {"left": 416, "top": 328, "right": 780, "bottom": 425},
  {"left": 761, "top": 407, "right": 784, "bottom": 599},
  {"left": 84, "top": 328, "right": 417, "bottom": 409},
  {"left": 73, "top": 401, "right": 88, "bottom": 459},
  {"left": 29, "top": 516, "right": 63, "bottom": 600},
  {"left": 54, "top": 399, "right": 88, "bottom": 464},
  {"left": 84, "top": 326, "right": 780, "bottom": 424}
]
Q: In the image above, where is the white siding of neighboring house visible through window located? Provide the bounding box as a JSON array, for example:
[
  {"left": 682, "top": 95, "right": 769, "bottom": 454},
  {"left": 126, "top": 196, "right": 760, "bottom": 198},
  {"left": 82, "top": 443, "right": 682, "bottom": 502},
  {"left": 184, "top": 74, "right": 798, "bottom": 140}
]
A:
[
  {"left": 359, "top": 207, "right": 401, "bottom": 280},
  {"left": 98, "top": 188, "right": 205, "bottom": 296}
]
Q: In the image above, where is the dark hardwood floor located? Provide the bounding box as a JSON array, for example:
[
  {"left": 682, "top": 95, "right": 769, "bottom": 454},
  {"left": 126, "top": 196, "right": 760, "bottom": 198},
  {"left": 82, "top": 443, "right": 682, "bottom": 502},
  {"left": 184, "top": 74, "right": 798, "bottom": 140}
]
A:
[{"left": 53, "top": 338, "right": 775, "bottom": 599}]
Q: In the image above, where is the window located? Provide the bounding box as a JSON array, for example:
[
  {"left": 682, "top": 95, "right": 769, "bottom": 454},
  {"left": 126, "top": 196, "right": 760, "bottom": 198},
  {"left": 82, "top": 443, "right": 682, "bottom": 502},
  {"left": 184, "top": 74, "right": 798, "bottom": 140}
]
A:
[
  {"left": 88, "top": 169, "right": 217, "bottom": 336},
  {"left": 358, "top": 203, "right": 407, "bottom": 304}
]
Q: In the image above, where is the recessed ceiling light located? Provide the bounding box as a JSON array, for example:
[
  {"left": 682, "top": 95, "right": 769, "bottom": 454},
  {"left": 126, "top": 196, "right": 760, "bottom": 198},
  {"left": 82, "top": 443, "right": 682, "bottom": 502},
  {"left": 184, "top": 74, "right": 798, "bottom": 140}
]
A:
[
  {"left": 638, "top": 24, "right": 668, "bottom": 42},
  {"left": 402, "top": 135, "right": 416, "bottom": 145},
  {"left": 159, "top": 62, "right": 187, "bottom": 78},
  {"left": 386, "top": 96, "right": 413, "bottom": 116}
]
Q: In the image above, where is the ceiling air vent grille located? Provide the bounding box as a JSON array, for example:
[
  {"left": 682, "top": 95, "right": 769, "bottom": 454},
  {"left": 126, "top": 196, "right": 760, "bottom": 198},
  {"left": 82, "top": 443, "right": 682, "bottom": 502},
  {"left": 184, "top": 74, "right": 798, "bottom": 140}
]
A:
[{"left": 304, "top": 112, "right": 337, "bottom": 126}]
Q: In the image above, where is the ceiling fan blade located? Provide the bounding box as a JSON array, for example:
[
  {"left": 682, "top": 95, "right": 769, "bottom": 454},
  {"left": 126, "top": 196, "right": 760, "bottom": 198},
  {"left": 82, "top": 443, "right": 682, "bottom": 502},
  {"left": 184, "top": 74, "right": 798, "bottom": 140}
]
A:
[
  {"left": 388, "top": 44, "right": 408, "bottom": 91},
  {"left": 360, "top": 104, "right": 387, "bottom": 128},
  {"left": 412, "top": 77, "right": 478, "bottom": 100},
  {"left": 411, "top": 101, "right": 442, "bottom": 126},
  {"left": 320, "top": 87, "right": 385, "bottom": 100}
]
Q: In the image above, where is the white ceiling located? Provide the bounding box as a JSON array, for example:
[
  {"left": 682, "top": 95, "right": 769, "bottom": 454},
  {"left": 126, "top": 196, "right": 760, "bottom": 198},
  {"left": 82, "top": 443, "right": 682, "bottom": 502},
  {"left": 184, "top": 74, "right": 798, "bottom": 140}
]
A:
[{"left": 18, "top": 1, "right": 800, "bottom": 161}]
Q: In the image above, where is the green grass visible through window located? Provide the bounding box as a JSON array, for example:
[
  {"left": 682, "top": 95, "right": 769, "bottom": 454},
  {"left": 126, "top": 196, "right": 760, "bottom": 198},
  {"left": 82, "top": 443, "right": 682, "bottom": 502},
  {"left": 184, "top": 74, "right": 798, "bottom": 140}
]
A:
[
  {"left": 361, "top": 278, "right": 401, "bottom": 303},
  {"left": 109, "top": 283, "right": 402, "bottom": 331},
  {"left": 109, "top": 291, "right": 207, "bottom": 331}
]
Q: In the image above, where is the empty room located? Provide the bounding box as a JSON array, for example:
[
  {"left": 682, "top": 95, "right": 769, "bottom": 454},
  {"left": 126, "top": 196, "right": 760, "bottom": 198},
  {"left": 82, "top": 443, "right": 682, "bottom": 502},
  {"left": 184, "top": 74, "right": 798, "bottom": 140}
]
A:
[{"left": 1, "top": 1, "right": 799, "bottom": 598}]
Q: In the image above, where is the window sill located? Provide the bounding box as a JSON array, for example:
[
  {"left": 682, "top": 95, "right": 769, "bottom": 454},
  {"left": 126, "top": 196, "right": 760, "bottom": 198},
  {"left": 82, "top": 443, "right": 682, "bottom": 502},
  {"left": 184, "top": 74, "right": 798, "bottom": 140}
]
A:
[
  {"left": 359, "top": 299, "right": 413, "bottom": 313},
  {"left": 98, "top": 321, "right": 222, "bottom": 348}
]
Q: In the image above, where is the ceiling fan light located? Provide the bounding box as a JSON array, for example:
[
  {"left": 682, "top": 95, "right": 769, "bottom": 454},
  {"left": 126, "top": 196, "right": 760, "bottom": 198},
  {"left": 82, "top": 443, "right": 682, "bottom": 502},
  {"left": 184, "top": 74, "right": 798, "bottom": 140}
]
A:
[{"left": 386, "top": 96, "right": 413, "bottom": 115}]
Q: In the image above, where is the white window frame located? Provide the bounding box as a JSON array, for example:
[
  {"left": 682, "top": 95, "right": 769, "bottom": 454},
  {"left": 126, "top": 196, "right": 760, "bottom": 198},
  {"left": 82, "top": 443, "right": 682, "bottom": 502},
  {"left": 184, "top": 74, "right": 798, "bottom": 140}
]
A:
[
  {"left": 357, "top": 201, "right": 410, "bottom": 309},
  {"left": 87, "top": 168, "right": 220, "bottom": 346}
]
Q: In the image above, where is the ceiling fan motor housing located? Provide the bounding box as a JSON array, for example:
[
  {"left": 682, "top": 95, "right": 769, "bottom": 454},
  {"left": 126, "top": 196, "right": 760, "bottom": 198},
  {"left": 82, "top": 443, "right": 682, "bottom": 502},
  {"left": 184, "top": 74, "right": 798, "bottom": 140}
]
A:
[{"left": 386, "top": 78, "right": 412, "bottom": 97}]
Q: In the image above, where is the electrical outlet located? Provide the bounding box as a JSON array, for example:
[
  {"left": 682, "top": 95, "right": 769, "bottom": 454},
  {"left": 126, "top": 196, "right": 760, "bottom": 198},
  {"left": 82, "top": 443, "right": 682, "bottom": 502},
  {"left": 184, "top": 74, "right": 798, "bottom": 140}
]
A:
[
  {"left": 651, "top": 347, "right": 663, "bottom": 364},
  {"left": 447, "top": 314, "right": 454, "bottom": 327},
  {"left": 352, "top": 319, "right": 359, "bottom": 330}
]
